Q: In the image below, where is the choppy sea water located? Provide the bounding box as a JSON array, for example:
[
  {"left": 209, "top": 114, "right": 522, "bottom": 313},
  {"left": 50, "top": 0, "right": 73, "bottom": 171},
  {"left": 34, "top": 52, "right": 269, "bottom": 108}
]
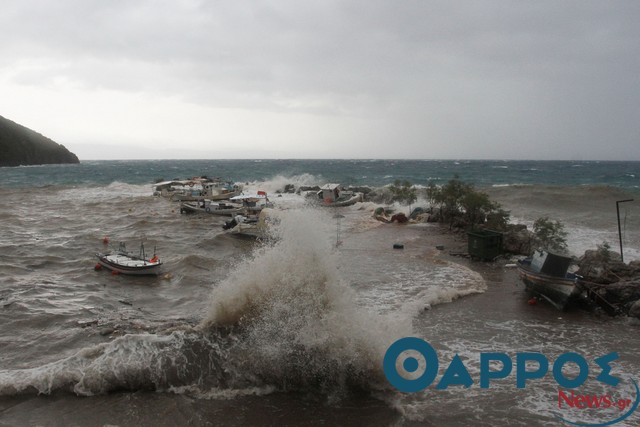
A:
[{"left": 0, "top": 160, "right": 639, "bottom": 426}]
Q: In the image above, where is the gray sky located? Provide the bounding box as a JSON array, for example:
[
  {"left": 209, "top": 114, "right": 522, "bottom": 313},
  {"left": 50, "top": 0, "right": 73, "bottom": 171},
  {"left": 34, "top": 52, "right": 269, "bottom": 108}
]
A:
[{"left": 1, "top": 1, "right": 639, "bottom": 160}]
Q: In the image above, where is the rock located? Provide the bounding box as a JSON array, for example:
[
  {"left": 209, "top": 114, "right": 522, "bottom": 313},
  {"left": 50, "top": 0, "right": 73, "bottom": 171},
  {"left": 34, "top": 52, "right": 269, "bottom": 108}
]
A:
[
  {"left": 426, "top": 212, "right": 441, "bottom": 223},
  {"left": 576, "top": 249, "right": 632, "bottom": 284},
  {"left": 586, "top": 280, "right": 640, "bottom": 308},
  {"left": 629, "top": 300, "right": 640, "bottom": 318},
  {"left": 77, "top": 319, "right": 99, "bottom": 328},
  {"left": 391, "top": 213, "right": 408, "bottom": 223},
  {"left": 409, "top": 207, "right": 426, "bottom": 220},
  {"left": 283, "top": 184, "right": 295, "bottom": 193},
  {"left": 99, "top": 327, "right": 115, "bottom": 336},
  {"left": 502, "top": 224, "right": 533, "bottom": 256}
]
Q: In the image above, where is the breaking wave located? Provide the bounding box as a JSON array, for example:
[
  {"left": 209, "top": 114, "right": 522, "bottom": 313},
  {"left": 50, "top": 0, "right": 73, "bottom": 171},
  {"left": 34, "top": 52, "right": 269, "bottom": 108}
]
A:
[{"left": 0, "top": 209, "right": 411, "bottom": 398}]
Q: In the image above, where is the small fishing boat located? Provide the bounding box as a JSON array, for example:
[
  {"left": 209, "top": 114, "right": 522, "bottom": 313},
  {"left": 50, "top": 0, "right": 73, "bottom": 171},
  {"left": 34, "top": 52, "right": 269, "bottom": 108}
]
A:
[
  {"left": 229, "top": 192, "right": 273, "bottom": 215},
  {"left": 314, "top": 184, "right": 363, "bottom": 207},
  {"left": 180, "top": 191, "right": 273, "bottom": 216},
  {"left": 95, "top": 242, "right": 163, "bottom": 276},
  {"left": 171, "top": 178, "right": 243, "bottom": 202},
  {"left": 222, "top": 208, "right": 279, "bottom": 240},
  {"left": 152, "top": 177, "right": 243, "bottom": 202},
  {"left": 517, "top": 250, "right": 581, "bottom": 310},
  {"left": 180, "top": 199, "right": 244, "bottom": 216}
]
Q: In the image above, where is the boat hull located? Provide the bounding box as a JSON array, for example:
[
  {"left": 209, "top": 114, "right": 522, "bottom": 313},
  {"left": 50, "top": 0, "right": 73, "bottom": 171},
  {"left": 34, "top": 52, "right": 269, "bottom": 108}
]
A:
[
  {"left": 180, "top": 201, "right": 242, "bottom": 216},
  {"left": 96, "top": 253, "right": 163, "bottom": 276},
  {"left": 320, "top": 193, "right": 363, "bottom": 207},
  {"left": 517, "top": 265, "right": 579, "bottom": 310}
]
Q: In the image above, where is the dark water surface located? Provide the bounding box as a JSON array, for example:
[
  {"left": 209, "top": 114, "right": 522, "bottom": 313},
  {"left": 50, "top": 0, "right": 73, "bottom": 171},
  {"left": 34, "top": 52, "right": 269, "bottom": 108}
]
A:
[{"left": 1, "top": 160, "right": 639, "bottom": 426}]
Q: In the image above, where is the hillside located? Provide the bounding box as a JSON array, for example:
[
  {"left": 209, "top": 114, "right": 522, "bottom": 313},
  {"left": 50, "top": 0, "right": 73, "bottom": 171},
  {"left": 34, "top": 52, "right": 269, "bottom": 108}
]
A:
[{"left": 0, "top": 115, "right": 79, "bottom": 167}]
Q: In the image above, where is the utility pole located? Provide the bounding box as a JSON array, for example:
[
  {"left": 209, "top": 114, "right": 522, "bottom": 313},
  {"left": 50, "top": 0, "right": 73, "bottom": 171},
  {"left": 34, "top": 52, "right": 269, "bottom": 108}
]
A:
[{"left": 616, "top": 199, "right": 633, "bottom": 263}]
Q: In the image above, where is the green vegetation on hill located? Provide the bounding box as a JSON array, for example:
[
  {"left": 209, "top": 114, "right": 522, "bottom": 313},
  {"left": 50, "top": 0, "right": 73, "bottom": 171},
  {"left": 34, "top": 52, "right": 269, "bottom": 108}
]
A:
[{"left": 0, "top": 115, "right": 79, "bottom": 167}]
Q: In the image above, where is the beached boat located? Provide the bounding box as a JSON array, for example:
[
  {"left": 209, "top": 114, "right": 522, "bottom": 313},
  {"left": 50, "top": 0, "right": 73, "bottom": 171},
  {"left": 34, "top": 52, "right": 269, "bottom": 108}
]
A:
[
  {"left": 517, "top": 251, "right": 581, "bottom": 310},
  {"left": 314, "top": 184, "right": 363, "bottom": 207},
  {"left": 95, "top": 242, "right": 163, "bottom": 276}
]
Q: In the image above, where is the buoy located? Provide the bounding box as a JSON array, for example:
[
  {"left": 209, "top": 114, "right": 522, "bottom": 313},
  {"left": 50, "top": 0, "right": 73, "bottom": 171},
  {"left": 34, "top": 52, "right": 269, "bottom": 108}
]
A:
[
  {"left": 528, "top": 297, "right": 537, "bottom": 305},
  {"left": 102, "top": 236, "right": 110, "bottom": 244},
  {"left": 94, "top": 263, "right": 102, "bottom": 271}
]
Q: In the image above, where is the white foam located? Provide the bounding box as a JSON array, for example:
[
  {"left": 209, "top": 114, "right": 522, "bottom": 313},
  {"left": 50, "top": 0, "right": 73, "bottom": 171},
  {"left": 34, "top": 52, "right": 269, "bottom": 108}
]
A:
[{"left": 200, "top": 208, "right": 413, "bottom": 390}]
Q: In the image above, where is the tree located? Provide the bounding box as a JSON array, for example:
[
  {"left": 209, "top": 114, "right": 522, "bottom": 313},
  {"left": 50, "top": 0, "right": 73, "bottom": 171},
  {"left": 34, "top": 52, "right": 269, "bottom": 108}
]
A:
[
  {"left": 460, "top": 190, "right": 495, "bottom": 227},
  {"left": 389, "top": 180, "right": 417, "bottom": 212},
  {"left": 533, "top": 217, "right": 568, "bottom": 253},
  {"left": 485, "top": 207, "right": 511, "bottom": 231},
  {"left": 426, "top": 175, "right": 509, "bottom": 229}
]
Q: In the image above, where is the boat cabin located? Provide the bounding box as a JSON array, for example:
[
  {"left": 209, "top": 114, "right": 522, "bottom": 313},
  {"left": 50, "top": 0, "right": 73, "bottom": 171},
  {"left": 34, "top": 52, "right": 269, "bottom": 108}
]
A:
[
  {"left": 318, "top": 184, "right": 342, "bottom": 203},
  {"left": 530, "top": 251, "right": 572, "bottom": 277}
]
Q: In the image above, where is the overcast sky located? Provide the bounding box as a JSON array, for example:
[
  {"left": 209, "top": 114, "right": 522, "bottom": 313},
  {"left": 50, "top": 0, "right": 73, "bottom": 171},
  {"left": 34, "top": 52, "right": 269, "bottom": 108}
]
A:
[{"left": 1, "top": 1, "right": 639, "bottom": 160}]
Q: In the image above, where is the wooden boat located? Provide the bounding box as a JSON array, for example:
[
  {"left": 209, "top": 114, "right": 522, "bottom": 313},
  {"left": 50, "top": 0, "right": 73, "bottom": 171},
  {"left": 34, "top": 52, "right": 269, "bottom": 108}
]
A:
[
  {"left": 517, "top": 251, "right": 581, "bottom": 310},
  {"left": 95, "top": 242, "right": 163, "bottom": 276}
]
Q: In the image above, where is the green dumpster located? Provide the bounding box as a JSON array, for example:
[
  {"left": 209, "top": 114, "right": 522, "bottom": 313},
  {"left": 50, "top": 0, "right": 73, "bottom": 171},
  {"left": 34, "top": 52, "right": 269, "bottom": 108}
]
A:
[{"left": 467, "top": 229, "right": 503, "bottom": 261}]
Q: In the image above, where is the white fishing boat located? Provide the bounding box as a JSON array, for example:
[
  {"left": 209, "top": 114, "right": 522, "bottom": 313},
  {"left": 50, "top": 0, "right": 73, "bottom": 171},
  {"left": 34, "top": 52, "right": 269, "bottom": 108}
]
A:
[
  {"left": 314, "top": 184, "right": 363, "bottom": 207},
  {"left": 95, "top": 242, "right": 163, "bottom": 276},
  {"left": 180, "top": 191, "right": 273, "bottom": 216},
  {"left": 229, "top": 191, "right": 273, "bottom": 215},
  {"left": 153, "top": 177, "right": 243, "bottom": 202},
  {"left": 222, "top": 208, "right": 278, "bottom": 239},
  {"left": 153, "top": 176, "right": 211, "bottom": 199},
  {"left": 180, "top": 199, "right": 244, "bottom": 216},
  {"left": 171, "top": 179, "right": 244, "bottom": 202}
]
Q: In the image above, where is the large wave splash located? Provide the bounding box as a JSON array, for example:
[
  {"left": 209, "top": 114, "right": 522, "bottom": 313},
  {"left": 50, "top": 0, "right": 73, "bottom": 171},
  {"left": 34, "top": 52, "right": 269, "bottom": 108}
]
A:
[
  {"left": 199, "top": 208, "right": 411, "bottom": 394},
  {"left": 0, "top": 209, "right": 411, "bottom": 397}
]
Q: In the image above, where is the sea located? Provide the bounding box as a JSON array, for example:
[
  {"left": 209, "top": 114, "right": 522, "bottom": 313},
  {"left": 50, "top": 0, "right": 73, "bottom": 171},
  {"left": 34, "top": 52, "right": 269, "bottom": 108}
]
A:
[{"left": 0, "top": 159, "right": 639, "bottom": 427}]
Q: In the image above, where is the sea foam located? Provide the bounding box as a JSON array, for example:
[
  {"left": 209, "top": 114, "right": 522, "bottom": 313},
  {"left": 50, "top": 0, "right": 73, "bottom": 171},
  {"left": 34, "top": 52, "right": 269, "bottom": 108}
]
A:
[{"left": 0, "top": 208, "right": 412, "bottom": 397}]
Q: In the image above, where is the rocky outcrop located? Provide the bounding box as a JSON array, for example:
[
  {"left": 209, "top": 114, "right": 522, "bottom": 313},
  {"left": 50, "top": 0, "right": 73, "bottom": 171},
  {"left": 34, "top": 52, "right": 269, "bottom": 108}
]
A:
[
  {"left": 0, "top": 115, "right": 79, "bottom": 167},
  {"left": 629, "top": 300, "right": 640, "bottom": 318},
  {"left": 502, "top": 224, "right": 533, "bottom": 256},
  {"left": 576, "top": 249, "right": 639, "bottom": 284},
  {"left": 576, "top": 248, "right": 640, "bottom": 317}
]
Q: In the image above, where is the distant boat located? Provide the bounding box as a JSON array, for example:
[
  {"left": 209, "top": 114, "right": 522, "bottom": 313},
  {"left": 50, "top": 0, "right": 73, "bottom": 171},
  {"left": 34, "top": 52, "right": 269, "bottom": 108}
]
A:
[
  {"left": 95, "top": 242, "right": 163, "bottom": 276},
  {"left": 517, "top": 251, "right": 581, "bottom": 310},
  {"left": 314, "top": 184, "right": 363, "bottom": 207},
  {"left": 153, "top": 177, "right": 243, "bottom": 202}
]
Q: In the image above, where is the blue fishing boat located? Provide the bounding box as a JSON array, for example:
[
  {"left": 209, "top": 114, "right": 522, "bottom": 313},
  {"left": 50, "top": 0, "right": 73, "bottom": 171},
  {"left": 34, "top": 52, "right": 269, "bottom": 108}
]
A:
[{"left": 517, "top": 251, "right": 581, "bottom": 310}]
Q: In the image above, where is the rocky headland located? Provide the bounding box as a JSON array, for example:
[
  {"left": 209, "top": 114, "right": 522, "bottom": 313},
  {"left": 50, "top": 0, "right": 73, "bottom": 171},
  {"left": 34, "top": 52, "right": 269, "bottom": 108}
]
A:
[{"left": 0, "top": 115, "right": 79, "bottom": 167}]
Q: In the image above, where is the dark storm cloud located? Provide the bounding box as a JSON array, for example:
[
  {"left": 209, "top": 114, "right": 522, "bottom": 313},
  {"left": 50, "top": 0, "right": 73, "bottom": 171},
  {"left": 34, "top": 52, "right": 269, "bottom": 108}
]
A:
[{"left": 1, "top": 1, "right": 639, "bottom": 159}]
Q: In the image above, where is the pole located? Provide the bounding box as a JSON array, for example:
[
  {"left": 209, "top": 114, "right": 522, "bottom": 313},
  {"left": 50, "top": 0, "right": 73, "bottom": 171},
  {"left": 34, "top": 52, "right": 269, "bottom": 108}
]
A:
[{"left": 616, "top": 199, "right": 634, "bottom": 263}]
